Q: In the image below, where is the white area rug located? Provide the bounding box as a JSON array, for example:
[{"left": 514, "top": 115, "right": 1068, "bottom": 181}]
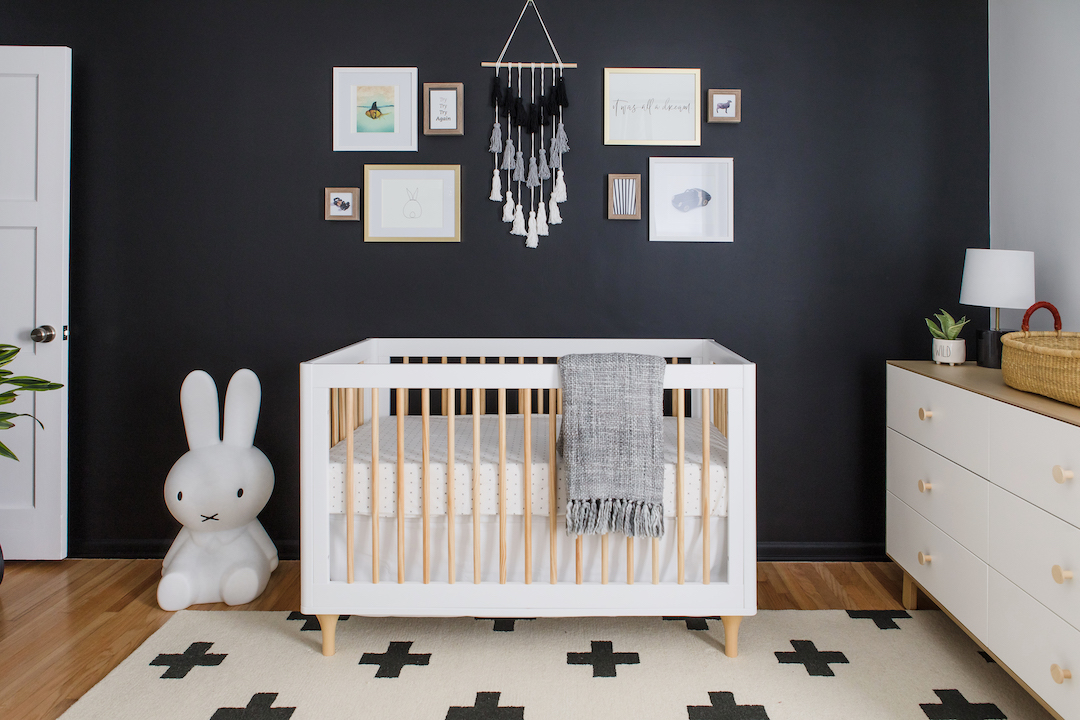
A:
[{"left": 61, "top": 610, "right": 1051, "bottom": 719}]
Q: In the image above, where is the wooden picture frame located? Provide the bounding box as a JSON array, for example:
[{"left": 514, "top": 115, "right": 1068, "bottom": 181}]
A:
[
  {"left": 608, "top": 174, "right": 641, "bottom": 220},
  {"left": 707, "top": 89, "right": 741, "bottom": 123},
  {"left": 324, "top": 187, "right": 359, "bottom": 221},
  {"left": 649, "top": 157, "right": 734, "bottom": 243},
  {"left": 604, "top": 68, "right": 701, "bottom": 146},
  {"left": 364, "top": 164, "right": 461, "bottom": 242},
  {"left": 332, "top": 67, "right": 418, "bottom": 152},
  {"left": 423, "top": 82, "right": 464, "bottom": 136}
]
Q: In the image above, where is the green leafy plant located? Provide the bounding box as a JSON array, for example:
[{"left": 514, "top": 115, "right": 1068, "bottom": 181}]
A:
[
  {"left": 925, "top": 309, "right": 970, "bottom": 341},
  {"left": 1, "top": 344, "right": 63, "bottom": 461}
]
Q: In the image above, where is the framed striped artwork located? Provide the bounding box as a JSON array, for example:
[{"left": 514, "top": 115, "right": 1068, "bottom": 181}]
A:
[{"left": 608, "top": 174, "right": 641, "bottom": 220}]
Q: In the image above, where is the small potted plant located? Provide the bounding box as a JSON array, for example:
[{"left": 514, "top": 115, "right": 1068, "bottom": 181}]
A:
[{"left": 926, "top": 309, "right": 970, "bottom": 365}]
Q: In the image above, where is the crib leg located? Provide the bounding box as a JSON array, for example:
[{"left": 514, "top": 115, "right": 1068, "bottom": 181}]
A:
[
  {"left": 720, "top": 616, "right": 742, "bottom": 658},
  {"left": 316, "top": 614, "right": 339, "bottom": 657}
]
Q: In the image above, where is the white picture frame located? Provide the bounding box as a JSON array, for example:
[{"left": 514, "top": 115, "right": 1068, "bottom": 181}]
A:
[
  {"left": 333, "top": 67, "right": 418, "bottom": 152},
  {"left": 364, "top": 164, "right": 460, "bottom": 242},
  {"left": 604, "top": 68, "right": 701, "bottom": 146},
  {"left": 649, "top": 157, "right": 733, "bottom": 243}
]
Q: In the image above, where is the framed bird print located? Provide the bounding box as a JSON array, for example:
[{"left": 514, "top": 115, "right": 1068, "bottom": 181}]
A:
[
  {"left": 649, "top": 157, "right": 733, "bottom": 242},
  {"left": 333, "top": 67, "right": 418, "bottom": 152},
  {"left": 324, "top": 187, "right": 359, "bottom": 220},
  {"left": 707, "top": 89, "right": 741, "bottom": 123},
  {"left": 604, "top": 68, "right": 700, "bottom": 146}
]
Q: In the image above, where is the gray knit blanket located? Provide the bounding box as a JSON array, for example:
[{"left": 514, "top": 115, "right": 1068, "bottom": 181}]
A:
[{"left": 558, "top": 353, "right": 667, "bottom": 537}]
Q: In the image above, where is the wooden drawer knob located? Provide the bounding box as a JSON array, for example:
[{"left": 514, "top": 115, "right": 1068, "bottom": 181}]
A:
[
  {"left": 1052, "top": 565, "right": 1074, "bottom": 584},
  {"left": 1052, "top": 664, "right": 1072, "bottom": 684},
  {"left": 918, "top": 480, "right": 932, "bottom": 493},
  {"left": 1053, "top": 466, "right": 1074, "bottom": 484},
  {"left": 918, "top": 408, "right": 933, "bottom": 421},
  {"left": 918, "top": 551, "right": 932, "bottom": 565}
]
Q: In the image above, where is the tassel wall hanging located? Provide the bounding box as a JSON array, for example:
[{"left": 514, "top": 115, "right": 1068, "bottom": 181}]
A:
[{"left": 484, "top": 0, "right": 574, "bottom": 248}]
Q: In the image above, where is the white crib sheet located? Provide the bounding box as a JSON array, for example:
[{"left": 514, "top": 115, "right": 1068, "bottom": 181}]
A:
[{"left": 328, "top": 414, "right": 728, "bottom": 517}]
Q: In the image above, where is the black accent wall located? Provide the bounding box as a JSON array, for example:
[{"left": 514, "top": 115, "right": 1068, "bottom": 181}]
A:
[{"left": 1, "top": 0, "right": 990, "bottom": 560}]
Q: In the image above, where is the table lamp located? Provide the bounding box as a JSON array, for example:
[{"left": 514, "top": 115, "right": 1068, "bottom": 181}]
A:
[{"left": 959, "top": 248, "right": 1035, "bottom": 368}]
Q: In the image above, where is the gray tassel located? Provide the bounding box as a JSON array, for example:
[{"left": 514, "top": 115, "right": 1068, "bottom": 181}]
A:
[
  {"left": 550, "top": 144, "right": 563, "bottom": 170},
  {"left": 488, "top": 121, "right": 503, "bottom": 154},
  {"left": 526, "top": 155, "right": 540, "bottom": 189},
  {"left": 513, "top": 150, "right": 525, "bottom": 182},
  {"left": 500, "top": 137, "right": 516, "bottom": 170},
  {"left": 554, "top": 121, "right": 570, "bottom": 154},
  {"left": 538, "top": 147, "right": 551, "bottom": 180}
]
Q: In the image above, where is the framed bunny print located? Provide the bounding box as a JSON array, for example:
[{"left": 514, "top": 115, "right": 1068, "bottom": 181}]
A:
[{"left": 363, "top": 164, "right": 461, "bottom": 242}]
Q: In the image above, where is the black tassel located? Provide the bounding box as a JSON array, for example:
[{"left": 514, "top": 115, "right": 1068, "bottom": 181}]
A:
[
  {"left": 527, "top": 103, "right": 540, "bottom": 134},
  {"left": 513, "top": 97, "right": 527, "bottom": 128},
  {"left": 556, "top": 77, "right": 569, "bottom": 108},
  {"left": 503, "top": 85, "right": 515, "bottom": 117},
  {"left": 490, "top": 76, "right": 504, "bottom": 109},
  {"left": 547, "top": 82, "right": 559, "bottom": 116},
  {"left": 537, "top": 94, "right": 548, "bottom": 127}
]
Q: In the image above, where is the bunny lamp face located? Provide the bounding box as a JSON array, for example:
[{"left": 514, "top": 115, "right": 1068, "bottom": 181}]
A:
[{"left": 165, "top": 446, "right": 273, "bottom": 531}]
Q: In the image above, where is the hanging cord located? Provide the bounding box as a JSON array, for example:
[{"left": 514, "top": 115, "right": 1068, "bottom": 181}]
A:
[{"left": 495, "top": 0, "right": 564, "bottom": 69}]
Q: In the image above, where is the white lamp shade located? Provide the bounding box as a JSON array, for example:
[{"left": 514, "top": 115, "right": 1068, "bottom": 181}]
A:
[{"left": 959, "top": 248, "right": 1035, "bottom": 309}]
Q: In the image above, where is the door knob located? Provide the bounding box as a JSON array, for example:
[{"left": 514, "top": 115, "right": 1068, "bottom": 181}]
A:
[
  {"left": 30, "top": 325, "right": 56, "bottom": 343},
  {"left": 1053, "top": 466, "right": 1074, "bottom": 484},
  {"left": 1052, "top": 664, "right": 1072, "bottom": 684},
  {"left": 918, "top": 480, "right": 932, "bottom": 493},
  {"left": 1052, "top": 565, "right": 1074, "bottom": 584},
  {"left": 918, "top": 551, "right": 932, "bottom": 565},
  {"left": 918, "top": 408, "right": 933, "bottom": 420}
]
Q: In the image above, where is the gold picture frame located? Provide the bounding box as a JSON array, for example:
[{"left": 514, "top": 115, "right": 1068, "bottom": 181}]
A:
[
  {"left": 324, "top": 187, "right": 359, "bottom": 221},
  {"left": 363, "top": 164, "right": 461, "bottom": 242},
  {"left": 604, "top": 68, "right": 701, "bottom": 146},
  {"left": 423, "top": 82, "right": 464, "bottom": 136}
]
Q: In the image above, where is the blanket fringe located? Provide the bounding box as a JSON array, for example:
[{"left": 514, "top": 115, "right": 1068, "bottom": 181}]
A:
[{"left": 565, "top": 498, "right": 664, "bottom": 538}]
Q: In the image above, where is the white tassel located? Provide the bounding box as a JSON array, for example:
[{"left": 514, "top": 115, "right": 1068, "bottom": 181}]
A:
[
  {"left": 500, "top": 137, "right": 516, "bottom": 170},
  {"left": 513, "top": 150, "right": 525, "bottom": 182},
  {"left": 489, "top": 169, "right": 502, "bottom": 202},
  {"left": 552, "top": 169, "right": 567, "bottom": 203},
  {"left": 538, "top": 201, "right": 550, "bottom": 235},
  {"left": 511, "top": 202, "right": 526, "bottom": 235},
  {"left": 488, "top": 121, "right": 503, "bottom": 154},
  {"left": 548, "top": 195, "right": 563, "bottom": 224},
  {"left": 538, "top": 147, "right": 551, "bottom": 180},
  {"left": 525, "top": 210, "right": 538, "bottom": 248},
  {"left": 502, "top": 190, "right": 515, "bottom": 222},
  {"left": 526, "top": 155, "right": 540, "bottom": 189}
]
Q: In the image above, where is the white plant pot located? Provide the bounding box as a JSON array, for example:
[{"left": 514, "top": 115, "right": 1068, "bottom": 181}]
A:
[{"left": 933, "top": 338, "right": 966, "bottom": 365}]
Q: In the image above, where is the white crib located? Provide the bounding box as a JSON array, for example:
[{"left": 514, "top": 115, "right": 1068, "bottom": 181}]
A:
[{"left": 299, "top": 338, "right": 756, "bottom": 656}]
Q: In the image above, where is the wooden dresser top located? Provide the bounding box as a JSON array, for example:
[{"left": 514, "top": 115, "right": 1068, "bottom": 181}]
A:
[{"left": 888, "top": 360, "right": 1080, "bottom": 428}]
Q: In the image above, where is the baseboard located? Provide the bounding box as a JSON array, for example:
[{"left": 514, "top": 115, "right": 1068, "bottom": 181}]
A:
[
  {"left": 71, "top": 539, "right": 302, "bottom": 561},
  {"left": 757, "top": 541, "right": 886, "bottom": 562}
]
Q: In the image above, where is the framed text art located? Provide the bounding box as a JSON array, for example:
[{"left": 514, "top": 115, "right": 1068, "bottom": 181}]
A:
[
  {"left": 333, "top": 67, "right": 418, "bottom": 152},
  {"left": 324, "top": 187, "right": 359, "bottom": 221},
  {"left": 364, "top": 164, "right": 461, "bottom": 242},
  {"left": 649, "top": 157, "right": 733, "bottom": 242},
  {"left": 423, "top": 82, "right": 464, "bottom": 136},
  {"left": 604, "top": 68, "right": 701, "bottom": 146}
]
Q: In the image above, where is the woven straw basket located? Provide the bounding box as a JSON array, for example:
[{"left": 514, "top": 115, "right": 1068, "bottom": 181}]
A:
[{"left": 1001, "top": 301, "right": 1080, "bottom": 407}]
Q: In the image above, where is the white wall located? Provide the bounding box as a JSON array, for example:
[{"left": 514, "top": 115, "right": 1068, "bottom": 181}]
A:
[{"left": 990, "top": 0, "right": 1080, "bottom": 331}]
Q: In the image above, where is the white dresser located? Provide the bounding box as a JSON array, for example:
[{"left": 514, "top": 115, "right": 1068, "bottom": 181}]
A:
[{"left": 887, "top": 360, "right": 1080, "bottom": 720}]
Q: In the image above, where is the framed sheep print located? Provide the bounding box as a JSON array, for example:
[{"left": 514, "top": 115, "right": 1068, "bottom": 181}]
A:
[
  {"left": 708, "top": 89, "right": 741, "bottom": 123},
  {"left": 364, "top": 164, "right": 460, "bottom": 242},
  {"left": 324, "top": 187, "right": 359, "bottom": 221},
  {"left": 423, "top": 82, "right": 464, "bottom": 136},
  {"left": 333, "top": 67, "right": 418, "bottom": 152},
  {"left": 649, "top": 157, "right": 733, "bottom": 243},
  {"left": 604, "top": 68, "right": 701, "bottom": 146},
  {"left": 608, "top": 174, "right": 641, "bottom": 220}
]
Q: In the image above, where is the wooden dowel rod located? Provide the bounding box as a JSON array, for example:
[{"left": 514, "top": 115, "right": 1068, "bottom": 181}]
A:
[
  {"left": 601, "top": 534, "right": 609, "bottom": 585},
  {"left": 498, "top": 386, "right": 507, "bottom": 584},
  {"left": 626, "top": 537, "right": 634, "bottom": 584},
  {"left": 676, "top": 378, "right": 685, "bottom": 585},
  {"left": 701, "top": 388, "right": 711, "bottom": 584},
  {"left": 473, "top": 387, "right": 481, "bottom": 584},
  {"left": 548, "top": 382, "right": 558, "bottom": 585},
  {"left": 652, "top": 538, "right": 659, "bottom": 585},
  {"left": 482, "top": 61, "right": 579, "bottom": 69},
  {"left": 371, "top": 389, "right": 380, "bottom": 584},
  {"left": 576, "top": 536, "right": 583, "bottom": 584},
  {"left": 345, "top": 388, "right": 355, "bottom": 584},
  {"left": 422, "top": 387, "right": 431, "bottom": 584},
  {"left": 447, "top": 385, "right": 455, "bottom": 584},
  {"left": 523, "top": 387, "right": 533, "bottom": 584}
]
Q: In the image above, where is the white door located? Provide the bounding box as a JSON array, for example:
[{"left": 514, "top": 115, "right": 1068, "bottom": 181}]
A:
[{"left": 0, "top": 46, "right": 71, "bottom": 560}]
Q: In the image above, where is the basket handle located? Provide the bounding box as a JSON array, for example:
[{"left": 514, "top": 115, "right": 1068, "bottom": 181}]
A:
[{"left": 1021, "top": 301, "right": 1062, "bottom": 336}]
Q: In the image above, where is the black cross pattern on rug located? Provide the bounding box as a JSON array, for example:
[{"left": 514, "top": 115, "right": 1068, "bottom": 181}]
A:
[
  {"left": 664, "top": 616, "right": 722, "bottom": 631},
  {"left": 978, "top": 651, "right": 996, "bottom": 664},
  {"left": 847, "top": 610, "right": 912, "bottom": 629},
  {"left": 687, "top": 691, "right": 770, "bottom": 720},
  {"left": 567, "top": 640, "right": 640, "bottom": 677},
  {"left": 209, "top": 692, "right": 295, "bottom": 719},
  {"left": 358, "top": 641, "right": 431, "bottom": 678},
  {"left": 919, "top": 689, "right": 1006, "bottom": 720},
  {"left": 285, "top": 611, "right": 349, "bottom": 632},
  {"left": 445, "top": 692, "right": 524, "bottom": 720},
  {"left": 775, "top": 640, "right": 849, "bottom": 676},
  {"left": 149, "top": 642, "right": 226, "bottom": 678},
  {"left": 476, "top": 618, "right": 535, "bottom": 632}
]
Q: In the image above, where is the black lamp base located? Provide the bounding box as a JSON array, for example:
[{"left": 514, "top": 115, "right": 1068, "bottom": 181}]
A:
[{"left": 976, "top": 329, "right": 1012, "bottom": 369}]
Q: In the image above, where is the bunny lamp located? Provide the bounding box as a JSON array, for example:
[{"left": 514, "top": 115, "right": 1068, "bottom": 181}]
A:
[{"left": 158, "top": 369, "right": 278, "bottom": 611}]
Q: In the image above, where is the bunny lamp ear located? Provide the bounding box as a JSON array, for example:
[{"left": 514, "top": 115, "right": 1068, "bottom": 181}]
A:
[
  {"left": 180, "top": 370, "right": 220, "bottom": 450},
  {"left": 223, "top": 369, "right": 261, "bottom": 448}
]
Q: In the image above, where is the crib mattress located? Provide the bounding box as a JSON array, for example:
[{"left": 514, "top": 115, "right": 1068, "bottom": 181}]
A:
[{"left": 328, "top": 414, "right": 728, "bottom": 517}]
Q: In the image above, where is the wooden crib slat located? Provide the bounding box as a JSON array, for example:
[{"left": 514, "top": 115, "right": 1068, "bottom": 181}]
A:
[
  {"left": 548, "top": 383, "right": 558, "bottom": 585},
  {"left": 359, "top": 387, "right": 365, "bottom": 427},
  {"left": 479, "top": 357, "right": 486, "bottom": 414},
  {"left": 701, "top": 388, "right": 711, "bottom": 585},
  {"left": 422, "top": 387, "right": 431, "bottom": 584},
  {"left": 345, "top": 388, "right": 355, "bottom": 584},
  {"left": 330, "top": 389, "right": 338, "bottom": 446},
  {"left": 371, "top": 389, "right": 380, "bottom": 584},
  {"left": 397, "top": 379, "right": 406, "bottom": 584},
  {"left": 446, "top": 384, "right": 455, "bottom": 584},
  {"left": 576, "top": 537, "right": 583, "bottom": 584},
  {"left": 652, "top": 538, "right": 659, "bottom": 585},
  {"left": 459, "top": 357, "right": 466, "bottom": 414},
  {"left": 442, "top": 357, "right": 448, "bottom": 417},
  {"left": 676, "top": 379, "right": 685, "bottom": 585},
  {"left": 472, "top": 387, "right": 481, "bottom": 584},
  {"left": 626, "top": 537, "right": 634, "bottom": 584},
  {"left": 601, "top": 534, "right": 609, "bottom": 585},
  {"left": 523, "top": 386, "right": 532, "bottom": 584},
  {"left": 498, "top": 385, "right": 507, "bottom": 585}
]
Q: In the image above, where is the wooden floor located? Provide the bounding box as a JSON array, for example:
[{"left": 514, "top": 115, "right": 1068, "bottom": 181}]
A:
[{"left": 0, "top": 559, "right": 921, "bottom": 720}]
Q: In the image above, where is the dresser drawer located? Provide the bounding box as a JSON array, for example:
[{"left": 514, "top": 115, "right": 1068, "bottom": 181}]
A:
[
  {"left": 989, "top": 569, "right": 1080, "bottom": 719},
  {"left": 887, "top": 492, "right": 988, "bottom": 642},
  {"left": 990, "top": 400, "right": 1080, "bottom": 528},
  {"left": 989, "top": 483, "right": 1080, "bottom": 632},
  {"left": 887, "top": 365, "right": 989, "bottom": 477},
  {"left": 887, "top": 429, "right": 988, "bottom": 560}
]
